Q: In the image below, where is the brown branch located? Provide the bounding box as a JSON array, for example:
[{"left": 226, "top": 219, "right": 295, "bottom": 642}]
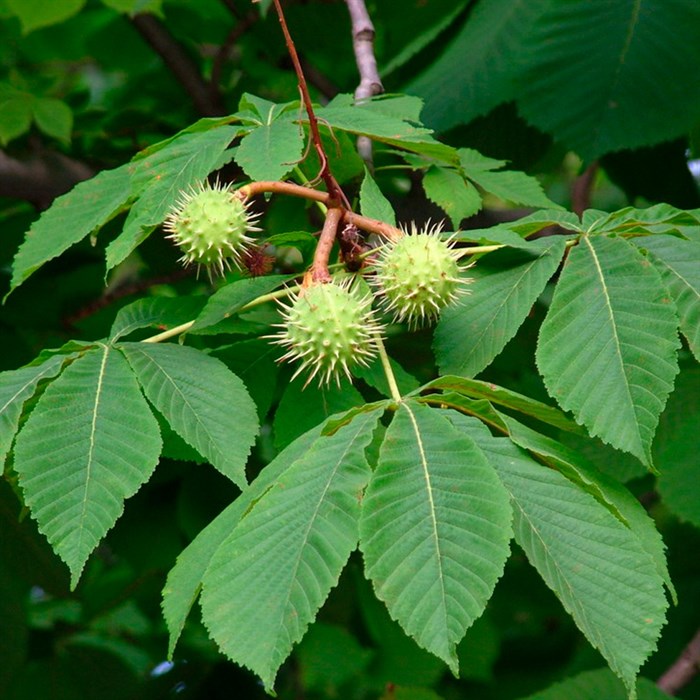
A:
[
  {"left": 657, "top": 628, "right": 700, "bottom": 695},
  {"left": 345, "top": 0, "right": 383, "bottom": 167},
  {"left": 237, "top": 181, "right": 402, "bottom": 242},
  {"left": 130, "top": 13, "right": 226, "bottom": 117},
  {"left": 272, "top": 0, "right": 349, "bottom": 209},
  {"left": 0, "top": 148, "right": 94, "bottom": 209},
  {"left": 312, "top": 208, "right": 343, "bottom": 282},
  {"left": 571, "top": 161, "right": 598, "bottom": 217}
]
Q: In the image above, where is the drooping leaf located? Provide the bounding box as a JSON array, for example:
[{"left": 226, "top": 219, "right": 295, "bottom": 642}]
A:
[
  {"left": 518, "top": 667, "right": 671, "bottom": 700},
  {"left": 13, "top": 346, "right": 162, "bottom": 586},
  {"left": 434, "top": 237, "right": 566, "bottom": 377},
  {"left": 235, "top": 119, "right": 305, "bottom": 181},
  {"left": 109, "top": 296, "right": 206, "bottom": 342},
  {"left": 451, "top": 414, "right": 668, "bottom": 697},
  {"left": 637, "top": 235, "right": 700, "bottom": 362},
  {"left": 655, "top": 369, "right": 700, "bottom": 528},
  {"left": 421, "top": 375, "right": 582, "bottom": 434},
  {"left": 517, "top": 1, "right": 700, "bottom": 160},
  {"left": 105, "top": 126, "right": 239, "bottom": 271},
  {"left": 0, "top": 355, "right": 68, "bottom": 464},
  {"left": 406, "top": 0, "right": 545, "bottom": 129},
  {"left": 360, "top": 401, "right": 512, "bottom": 673},
  {"left": 189, "top": 274, "right": 293, "bottom": 333},
  {"left": 162, "top": 423, "right": 324, "bottom": 657},
  {"left": 381, "top": 2, "right": 469, "bottom": 77},
  {"left": 536, "top": 236, "right": 680, "bottom": 466},
  {"left": 423, "top": 166, "right": 482, "bottom": 228},
  {"left": 9, "top": 164, "right": 131, "bottom": 294},
  {"left": 360, "top": 168, "right": 396, "bottom": 226},
  {"left": 498, "top": 414, "right": 675, "bottom": 602},
  {"left": 201, "top": 408, "right": 382, "bottom": 691},
  {"left": 120, "top": 342, "right": 258, "bottom": 487}
]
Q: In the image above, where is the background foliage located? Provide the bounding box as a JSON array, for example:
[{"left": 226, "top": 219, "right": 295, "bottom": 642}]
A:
[{"left": 1, "top": 1, "right": 700, "bottom": 699}]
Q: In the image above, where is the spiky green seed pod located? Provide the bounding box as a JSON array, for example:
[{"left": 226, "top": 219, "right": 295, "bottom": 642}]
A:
[
  {"left": 164, "top": 181, "right": 259, "bottom": 277},
  {"left": 373, "top": 222, "right": 469, "bottom": 327},
  {"left": 272, "top": 281, "right": 381, "bottom": 387}
]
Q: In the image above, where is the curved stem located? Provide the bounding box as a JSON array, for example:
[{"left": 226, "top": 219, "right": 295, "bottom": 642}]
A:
[
  {"left": 312, "top": 208, "right": 343, "bottom": 282},
  {"left": 141, "top": 284, "right": 301, "bottom": 343},
  {"left": 372, "top": 331, "right": 401, "bottom": 404}
]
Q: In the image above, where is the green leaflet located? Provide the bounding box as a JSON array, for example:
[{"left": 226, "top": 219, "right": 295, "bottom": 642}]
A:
[
  {"left": 638, "top": 235, "right": 700, "bottom": 363},
  {"left": 105, "top": 125, "right": 240, "bottom": 272},
  {"left": 517, "top": 1, "right": 700, "bottom": 160},
  {"left": 360, "top": 401, "right": 512, "bottom": 673},
  {"left": 655, "top": 369, "right": 700, "bottom": 528},
  {"left": 13, "top": 346, "right": 162, "bottom": 587},
  {"left": 360, "top": 168, "right": 396, "bottom": 226},
  {"left": 0, "top": 354, "right": 67, "bottom": 464},
  {"left": 423, "top": 166, "right": 482, "bottom": 228},
  {"left": 162, "top": 422, "right": 324, "bottom": 658},
  {"left": 434, "top": 237, "right": 566, "bottom": 377},
  {"left": 120, "top": 342, "right": 258, "bottom": 488},
  {"left": 450, "top": 414, "right": 668, "bottom": 699},
  {"left": 498, "top": 414, "right": 675, "bottom": 603},
  {"left": 420, "top": 375, "right": 581, "bottom": 434},
  {"left": 234, "top": 119, "right": 304, "bottom": 181},
  {"left": 189, "top": 274, "right": 293, "bottom": 333},
  {"left": 9, "top": 164, "right": 131, "bottom": 295},
  {"left": 200, "top": 408, "right": 382, "bottom": 691},
  {"left": 519, "top": 668, "right": 671, "bottom": 700},
  {"left": 109, "top": 296, "right": 206, "bottom": 342},
  {"left": 406, "top": 0, "right": 545, "bottom": 129},
  {"left": 536, "top": 235, "right": 680, "bottom": 466}
]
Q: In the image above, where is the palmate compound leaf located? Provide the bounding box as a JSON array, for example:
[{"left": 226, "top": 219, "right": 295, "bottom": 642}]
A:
[
  {"left": 13, "top": 345, "right": 162, "bottom": 587},
  {"left": 200, "top": 407, "right": 383, "bottom": 691},
  {"left": 446, "top": 413, "right": 668, "bottom": 698},
  {"left": 434, "top": 237, "right": 566, "bottom": 378},
  {"left": 536, "top": 235, "right": 680, "bottom": 467},
  {"left": 359, "top": 401, "right": 513, "bottom": 673},
  {"left": 119, "top": 342, "right": 258, "bottom": 489}
]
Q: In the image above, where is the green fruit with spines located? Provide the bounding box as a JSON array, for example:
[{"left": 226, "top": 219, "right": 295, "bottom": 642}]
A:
[
  {"left": 271, "top": 280, "right": 382, "bottom": 387},
  {"left": 164, "top": 181, "right": 260, "bottom": 277},
  {"left": 373, "top": 222, "right": 469, "bottom": 327}
]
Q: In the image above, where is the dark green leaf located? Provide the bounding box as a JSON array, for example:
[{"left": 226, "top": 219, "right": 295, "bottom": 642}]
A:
[{"left": 517, "top": 1, "right": 700, "bottom": 160}]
